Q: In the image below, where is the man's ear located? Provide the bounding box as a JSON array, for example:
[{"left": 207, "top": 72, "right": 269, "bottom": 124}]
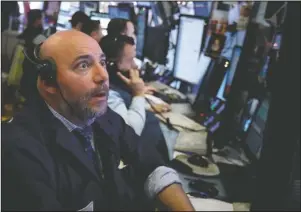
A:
[
  {"left": 76, "top": 23, "right": 83, "bottom": 30},
  {"left": 91, "top": 31, "right": 97, "bottom": 39},
  {"left": 39, "top": 78, "right": 58, "bottom": 94}
]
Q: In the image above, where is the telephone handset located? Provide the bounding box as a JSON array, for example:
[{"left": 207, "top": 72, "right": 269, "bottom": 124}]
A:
[{"left": 107, "top": 60, "right": 132, "bottom": 91}]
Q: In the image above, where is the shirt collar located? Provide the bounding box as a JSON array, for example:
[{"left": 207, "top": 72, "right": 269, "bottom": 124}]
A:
[{"left": 46, "top": 103, "right": 81, "bottom": 132}]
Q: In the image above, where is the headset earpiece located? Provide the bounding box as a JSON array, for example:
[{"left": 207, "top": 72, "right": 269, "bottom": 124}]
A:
[
  {"left": 33, "top": 44, "right": 57, "bottom": 86},
  {"left": 37, "top": 59, "right": 57, "bottom": 86},
  {"left": 106, "top": 60, "right": 118, "bottom": 72}
]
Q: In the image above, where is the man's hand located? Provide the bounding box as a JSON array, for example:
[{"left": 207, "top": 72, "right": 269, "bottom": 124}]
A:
[
  {"left": 144, "top": 85, "right": 157, "bottom": 95},
  {"left": 117, "top": 69, "right": 145, "bottom": 96}
]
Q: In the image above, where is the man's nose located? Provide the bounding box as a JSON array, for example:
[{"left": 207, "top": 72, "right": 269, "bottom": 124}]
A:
[{"left": 93, "top": 63, "right": 109, "bottom": 83}]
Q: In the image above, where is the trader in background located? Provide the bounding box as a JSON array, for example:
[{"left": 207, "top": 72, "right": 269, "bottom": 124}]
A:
[
  {"left": 100, "top": 34, "right": 170, "bottom": 162},
  {"left": 18, "top": 9, "right": 44, "bottom": 100},
  {"left": 81, "top": 19, "right": 103, "bottom": 43},
  {"left": 70, "top": 11, "right": 90, "bottom": 31},
  {"left": 106, "top": 18, "right": 136, "bottom": 43}
]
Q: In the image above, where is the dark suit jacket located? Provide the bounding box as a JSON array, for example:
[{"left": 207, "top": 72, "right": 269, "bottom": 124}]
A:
[
  {"left": 2, "top": 95, "right": 165, "bottom": 211},
  {"left": 110, "top": 84, "right": 170, "bottom": 163}
]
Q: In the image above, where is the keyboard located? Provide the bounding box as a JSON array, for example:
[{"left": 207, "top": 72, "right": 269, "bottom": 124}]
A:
[{"left": 153, "top": 90, "right": 188, "bottom": 104}]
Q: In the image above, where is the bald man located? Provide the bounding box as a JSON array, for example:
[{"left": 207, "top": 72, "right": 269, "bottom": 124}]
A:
[{"left": 2, "top": 30, "right": 194, "bottom": 211}]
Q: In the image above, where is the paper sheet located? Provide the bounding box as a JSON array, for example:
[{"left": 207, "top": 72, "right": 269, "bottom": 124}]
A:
[
  {"left": 188, "top": 196, "right": 233, "bottom": 211},
  {"left": 145, "top": 94, "right": 167, "bottom": 105},
  {"left": 174, "top": 131, "right": 208, "bottom": 156},
  {"left": 156, "top": 112, "right": 206, "bottom": 132}
]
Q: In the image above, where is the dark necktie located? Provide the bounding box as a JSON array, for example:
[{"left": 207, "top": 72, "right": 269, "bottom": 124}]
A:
[{"left": 74, "top": 126, "right": 96, "bottom": 164}]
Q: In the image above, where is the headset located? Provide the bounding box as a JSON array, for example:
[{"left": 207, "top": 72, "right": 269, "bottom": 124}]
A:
[
  {"left": 106, "top": 60, "right": 119, "bottom": 73},
  {"left": 23, "top": 43, "right": 57, "bottom": 86},
  {"left": 103, "top": 35, "right": 136, "bottom": 73},
  {"left": 22, "top": 44, "right": 74, "bottom": 113}
]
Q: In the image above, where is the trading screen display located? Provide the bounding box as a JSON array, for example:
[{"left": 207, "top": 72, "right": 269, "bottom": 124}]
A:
[
  {"left": 202, "top": 97, "right": 226, "bottom": 134},
  {"left": 173, "top": 16, "right": 206, "bottom": 84},
  {"left": 239, "top": 99, "right": 260, "bottom": 133},
  {"left": 259, "top": 56, "right": 270, "bottom": 79},
  {"left": 137, "top": 2, "right": 152, "bottom": 8},
  {"left": 29, "top": 2, "right": 44, "bottom": 10},
  {"left": 272, "top": 33, "right": 282, "bottom": 50},
  {"left": 90, "top": 12, "right": 110, "bottom": 29},
  {"left": 193, "top": 1, "right": 213, "bottom": 18},
  {"left": 136, "top": 8, "right": 148, "bottom": 59},
  {"left": 108, "top": 6, "right": 130, "bottom": 19},
  {"left": 57, "top": 11, "right": 70, "bottom": 26},
  {"left": 82, "top": 2, "right": 97, "bottom": 17},
  {"left": 57, "top": 2, "right": 79, "bottom": 30},
  {"left": 244, "top": 98, "right": 270, "bottom": 158},
  {"left": 224, "top": 46, "right": 242, "bottom": 97}
]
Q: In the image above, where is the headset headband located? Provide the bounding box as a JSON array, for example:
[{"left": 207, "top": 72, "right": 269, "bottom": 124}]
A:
[{"left": 34, "top": 42, "right": 43, "bottom": 61}]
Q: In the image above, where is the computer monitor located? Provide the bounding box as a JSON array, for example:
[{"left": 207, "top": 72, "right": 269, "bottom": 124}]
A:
[
  {"left": 79, "top": 2, "right": 97, "bottom": 17},
  {"left": 108, "top": 5, "right": 130, "bottom": 20},
  {"left": 59, "top": 2, "right": 71, "bottom": 12},
  {"left": 56, "top": 10, "right": 71, "bottom": 29},
  {"left": 90, "top": 12, "right": 110, "bottom": 29},
  {"left": 173, "top": 15, "right": 207, "bottom": 84},
  {"left": 190, "top": 53, "right": 212, "bottom": 96},
  {"left": 137, "top": 2, "right": 152, "bottom": 8},
  {"left": 193, "top": 1, "right": 213, "bottom": 18},
  {"left": 202, "top": 97, "right": 226, "bottom": 134},
  {"left": 244, "top": 97, "right": 270, "bottom": 159},
  {"left": 192, "top": 59, "right": 216, "bottom": 109},
  {"left": 192, "top": 57, "right": 230, "bottom": 115},
  {"left": 135, "top": 7, "right": 148, "bottom": 59},
  {"left": 56, "top": 2, "right": 80, "bottom": 31},
  {"left": 272, "top": 33, "right": 282, "bottom": 50},
  {"left": 29, "top": 2, "right": 44, "bottom": 10},
  {"left": 224, "top": 46, "right": 242, "bottom": 97},
  {"left": 258, "top": 56, "right": 271, "bottom": 79},
  {"left": 143, "top": 26, "right": 169, "bottom": 65}
]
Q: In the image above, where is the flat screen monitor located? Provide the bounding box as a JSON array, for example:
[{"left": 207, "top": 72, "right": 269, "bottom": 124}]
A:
[
  {"left": 136, "top": 8, "right": 148, "bottom": 59},
  {"left": 216, "top": 73, "right": 228, "bottom": 101},
  {"left": 80, "top": 2, "right": 97, "bottom": 16},
  {"left": 202, "top": 97, "right": 226, "bottom": 134},
  {"left": 29, "top": 2, "right": 44, "bottom": 10},
  {"left": 143, "top": 26, "right": 169, "bottom": 65},
  {"left": 137, "top": 2, "right": 152, "bottom": 8},
  {"left": 57, "top": 11, "right": 71, "bottom": 29},
  {"left": 272, "top": 33, "right": 282, "bottom": 50},
  {"left": 90, "top": 12, "right": 110, "bottom": 29},
  {"left": 224, "top": 46, "right": 242, "bottom": 97},
  {"left": 173, "top": 15, "right": 207, "bottom": 84},
  {"left": 108, "top": 5, "right": 130, "bottom": 20},
  {"left": 259, "top": 56, "right": 270, "bottom": 79},
  {"left": 57, "top": 2, "right": 80, "bottom": 30},
  {"left": 192, "top": 59, "right": 216, "bottom": 109},
  {"left": 244, "top": 97, "right": 270, "bottom": 159},
  {"left": 193, "top": 1, "right": 213, "bottom": 18},
  {"left": 59, "top": 2, "right": 71, "bottom": 12}
]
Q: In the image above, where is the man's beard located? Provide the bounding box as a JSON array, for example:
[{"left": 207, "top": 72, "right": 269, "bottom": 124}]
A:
[{"left": 61, "top": 84, "right": 109, "bottom": 125}]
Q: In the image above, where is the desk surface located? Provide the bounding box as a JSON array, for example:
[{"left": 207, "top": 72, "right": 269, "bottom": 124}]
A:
[
  {"left": 149, "top": 80, "right": 251, "bottom": 210},
  {"left": 148, "top": 81, "right": 196, "bottom": 117}
]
